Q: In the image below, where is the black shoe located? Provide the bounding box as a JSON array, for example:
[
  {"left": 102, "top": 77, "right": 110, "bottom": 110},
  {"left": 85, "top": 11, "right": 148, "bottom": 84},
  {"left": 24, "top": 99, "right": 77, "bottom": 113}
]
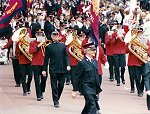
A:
[
  {"left": 37, "top": 98, "right": 41, "bottom": 101},
  {"left": 41, "top": 94, "right": 44, "bottom": 99},
  {"left": 116, "top": 83, "right": 120, "bottom": 86},
  {"left": 130, "top": 89, "right": 135, "bottom": 93},
  {"left": 110, "top": 79, "right": 114, "bottom": 82},
  {"left": 54, "top": 101, "right": 59, "bottom": 108},
  {"left": 15, "top": 84, "right": 20, "bottom": 87},
  {"left": 27, "top": 90, "right": 31, "bottom": 94},
  {"left": 23, "top": 92, "right": 27, "bottom": 96},
  {"left": 54, "top": 103, "right": 59, "bottom": 108},
  {"left": 138, "top": 93, "right": 143, "bottom": 97},
  {"left": 122, "top": 80, "right": 125, "bottom": 84}
]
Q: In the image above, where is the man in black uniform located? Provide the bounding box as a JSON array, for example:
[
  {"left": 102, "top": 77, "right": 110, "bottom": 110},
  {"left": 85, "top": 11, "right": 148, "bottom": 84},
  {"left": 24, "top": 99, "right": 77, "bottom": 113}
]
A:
[
  {"left": 42, "top": 30, "right": 70, "bottom": 108},
  {"left": 72, "top": 42, "right": 102, "bottom": 114}
]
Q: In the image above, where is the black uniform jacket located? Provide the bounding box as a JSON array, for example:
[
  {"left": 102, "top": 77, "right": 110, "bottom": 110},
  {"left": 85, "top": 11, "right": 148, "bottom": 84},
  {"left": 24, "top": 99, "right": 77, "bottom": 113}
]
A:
[
  {"left": 74, "top": 57, "right": 102, "bottom": 95},
  {"left": 43, "top": 42, "right": 70, "bottom": 74}
]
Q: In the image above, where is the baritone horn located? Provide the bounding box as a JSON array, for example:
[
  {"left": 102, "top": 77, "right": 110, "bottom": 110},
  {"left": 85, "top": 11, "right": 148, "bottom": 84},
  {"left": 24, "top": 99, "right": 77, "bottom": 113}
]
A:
[
  {"left": 12, "top": 27, "right": 33, "bottom": 61},
  {"left": 128, "top": 28, "right": 148, "bottom": 63},
  {"left": 66, "top": 30, "right": 84, "bottom": 61}
]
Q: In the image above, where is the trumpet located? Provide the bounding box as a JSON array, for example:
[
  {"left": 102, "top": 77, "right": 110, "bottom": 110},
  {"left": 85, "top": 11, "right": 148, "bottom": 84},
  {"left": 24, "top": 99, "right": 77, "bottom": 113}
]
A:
[{"left": 36, "top": 39, "right": 51, "bottom": 57}]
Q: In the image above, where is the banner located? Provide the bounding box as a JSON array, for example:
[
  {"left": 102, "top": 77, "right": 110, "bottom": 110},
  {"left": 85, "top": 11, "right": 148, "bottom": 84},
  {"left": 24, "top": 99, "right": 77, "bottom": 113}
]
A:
[
  {"left": 0, "top": 0, "right": 32, "bottom": 29},
  {"left": 26, "top": 0, "right": 33, "bottom": 12},
  {"left": 90, "top": 0, "right": 100, "bottom": 46}
]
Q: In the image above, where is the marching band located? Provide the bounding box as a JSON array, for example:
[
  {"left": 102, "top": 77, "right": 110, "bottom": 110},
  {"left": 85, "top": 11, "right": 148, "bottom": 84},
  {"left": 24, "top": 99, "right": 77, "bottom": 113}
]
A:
[{"left": 1, "top": 0, "right": 150, "bottom": 113}]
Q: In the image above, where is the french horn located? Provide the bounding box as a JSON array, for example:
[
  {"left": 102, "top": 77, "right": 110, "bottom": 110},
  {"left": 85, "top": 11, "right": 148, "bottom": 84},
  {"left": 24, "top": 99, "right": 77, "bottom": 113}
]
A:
[{"left": 12, "top": 27, "right": 33, "bottom": 61}]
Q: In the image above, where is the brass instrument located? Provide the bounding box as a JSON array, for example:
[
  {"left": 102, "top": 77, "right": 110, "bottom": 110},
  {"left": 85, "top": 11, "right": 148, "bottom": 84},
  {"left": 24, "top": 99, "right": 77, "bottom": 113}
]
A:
[
  {"left": 36, "top": 31, "right": 52, "bottom": 56},
  {"left": 66, "top": 30, "right": 84, "bottom": 61},
  {"left": 12, "top": 27, "right": 33, "bottom": 61},
  {"left": 128, "top": 28, "right": 148, "bottom": 63},
  {"left": 37, "top": 31, "right": 52, "bottom": 48},
  {"left": 42, "top": 39, "right": 52, "bottom": 47}
]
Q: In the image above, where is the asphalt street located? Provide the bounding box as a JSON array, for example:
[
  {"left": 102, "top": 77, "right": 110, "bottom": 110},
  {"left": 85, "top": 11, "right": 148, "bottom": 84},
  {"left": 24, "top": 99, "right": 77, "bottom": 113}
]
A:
[{"left": 0, "top": 62, "right": 149, "bottom": 114}]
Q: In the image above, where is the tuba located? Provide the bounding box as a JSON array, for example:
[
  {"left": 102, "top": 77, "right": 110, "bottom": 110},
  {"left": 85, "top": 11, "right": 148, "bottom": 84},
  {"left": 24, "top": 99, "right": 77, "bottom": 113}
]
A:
[
  {"left": 12, "top": 27, "right": 33, "bottom": 61},
  {"left": 65, "top": 30, "right": 84, "bottom": 61},
  {"left": 128, "top": 28, "right": 148, "bottom": 63}
]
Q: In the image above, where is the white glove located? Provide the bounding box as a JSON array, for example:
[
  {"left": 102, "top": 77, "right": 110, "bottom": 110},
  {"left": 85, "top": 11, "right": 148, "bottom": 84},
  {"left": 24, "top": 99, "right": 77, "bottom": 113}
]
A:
[
  {"left": 146, "top": 90, "right": 150, "bottom": 96},
  {"left": 42, "top": 71, "right": 47, "bottom": 76},
  {"left": 104, "top": 62, "right": 109, "bottom": 69},
  {"left": 67, "top": 66, "right": 71, "bottom": 71}
]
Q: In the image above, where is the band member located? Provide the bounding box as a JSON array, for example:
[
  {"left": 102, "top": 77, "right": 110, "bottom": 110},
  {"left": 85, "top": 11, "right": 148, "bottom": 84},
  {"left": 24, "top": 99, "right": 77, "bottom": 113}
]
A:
[
  {"left": 2, "top": 37, "right": 21, "bottom": 87},
  {"left": 72, "top": 42, "right": 102, "bottom": 114},
  {"left": 66, "top": 30, "right": 86, "bottom": 90},
  {"left": 111, "top": 25, "right": 126, "bottom": 86},
  {"left": 105, "top": 31, "right": 115, "bottom": 81},
  {"left": 42, "top": 30, "right": 70, "bottom": 108},
  {"left": 126, "top": 35, "right": 143, "bottom": 97},
  {"left": 15, "top": 28, "right": 33, "bottom": 96},
  {"left": 29, "top": 31, "right": 48, "bottom": 101}
]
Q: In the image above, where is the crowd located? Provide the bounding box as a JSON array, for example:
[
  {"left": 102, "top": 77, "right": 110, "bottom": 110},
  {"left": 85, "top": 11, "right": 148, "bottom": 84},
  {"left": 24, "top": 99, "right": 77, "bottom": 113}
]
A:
[{"left": 0, "top": 0, "right": 150, "bottom": 113}]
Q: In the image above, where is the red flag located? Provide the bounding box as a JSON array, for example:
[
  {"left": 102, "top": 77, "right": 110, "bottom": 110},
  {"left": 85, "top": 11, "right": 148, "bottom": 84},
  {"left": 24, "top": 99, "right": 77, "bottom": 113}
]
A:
[
  {"left": 90, "top": 0, "right": 100, "bottom": 46},
  {"left": 0, "top": 0, "right": 33, "bottom": 29}
]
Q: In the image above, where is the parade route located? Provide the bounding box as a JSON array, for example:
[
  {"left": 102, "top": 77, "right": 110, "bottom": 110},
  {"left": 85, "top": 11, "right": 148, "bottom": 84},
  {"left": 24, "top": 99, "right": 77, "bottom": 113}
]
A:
[{"left": 0, "top": 63, "right": 149, "bottom": 114}]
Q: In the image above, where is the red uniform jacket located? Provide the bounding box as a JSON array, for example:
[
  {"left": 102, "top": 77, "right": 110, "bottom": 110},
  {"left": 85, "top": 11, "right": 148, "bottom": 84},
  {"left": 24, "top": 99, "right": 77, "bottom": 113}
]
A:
[
  {"left": 105, "top": 32, "right": 114, "bottom": 56},
  {"left": 126, "top": 44, "right": 143, "bottom": 66},
  {"left": 15, "top": 28, "right": 32, "bottom": 64},
  {"left": 15, "top": 41, "right": 31, "bottom": 64},
  {"left": 3, "top": 37, "right": 12, "bottom": 49},
  {"left": 97, "top": 45, "right": 107, "bottom": 75},
  {"left": 111, "top": 32, "right": 126, "bottom": 54},
  {"left": 127, "top": 52, "right": 143, "bottom": 66},
  {"left": 29, "top": 40, "right": 45, "bottom": 66},
  {"left": 60, "top": 33, "right": 66, "bottom": 44},
  {"left": 66, "top": 44, "right": 78, "bottom": 66},
  {"left": 27, "top": 28, "right": 32, "bottom": 38}
]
